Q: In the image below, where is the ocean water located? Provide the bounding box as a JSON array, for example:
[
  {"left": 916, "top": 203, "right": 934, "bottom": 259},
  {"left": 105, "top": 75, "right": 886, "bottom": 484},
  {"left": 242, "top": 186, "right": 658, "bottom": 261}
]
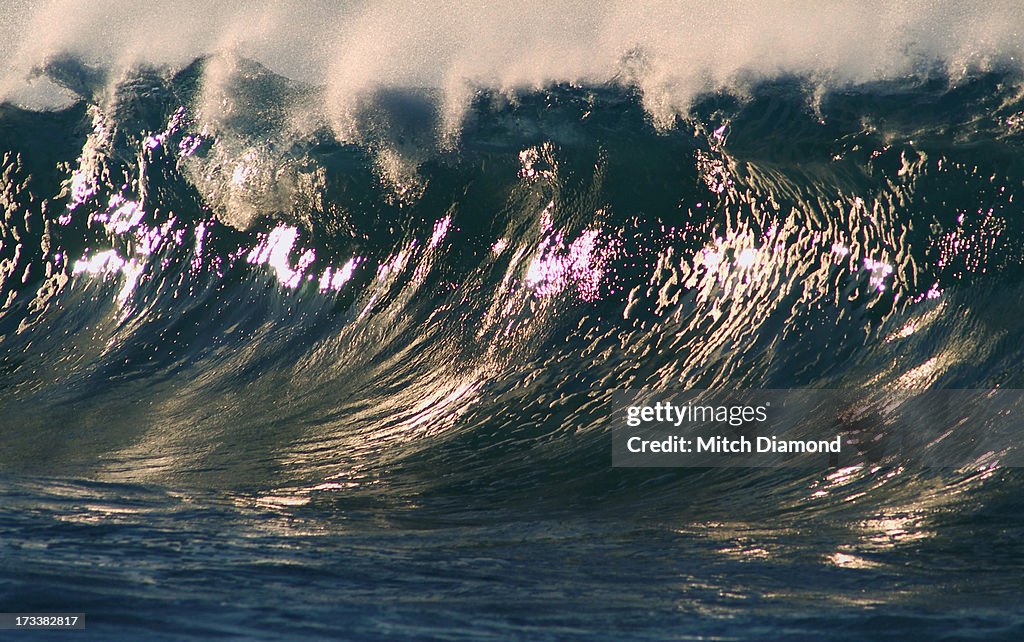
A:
[{"left": 3, "top": 3, "right": 1024, "bottom": 639}]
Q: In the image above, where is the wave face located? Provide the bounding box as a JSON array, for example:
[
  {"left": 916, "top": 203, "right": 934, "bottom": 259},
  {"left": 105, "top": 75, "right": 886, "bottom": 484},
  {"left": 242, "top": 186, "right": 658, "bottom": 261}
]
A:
[{"left": 3, "top": 48, "right": 1024, "bottom": 638}]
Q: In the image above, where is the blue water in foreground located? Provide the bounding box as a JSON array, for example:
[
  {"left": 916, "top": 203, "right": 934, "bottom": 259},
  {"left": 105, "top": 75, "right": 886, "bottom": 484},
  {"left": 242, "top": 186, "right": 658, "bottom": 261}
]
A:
[{"left": 3, "top": 473, "right": 1023, "bottom": 641}]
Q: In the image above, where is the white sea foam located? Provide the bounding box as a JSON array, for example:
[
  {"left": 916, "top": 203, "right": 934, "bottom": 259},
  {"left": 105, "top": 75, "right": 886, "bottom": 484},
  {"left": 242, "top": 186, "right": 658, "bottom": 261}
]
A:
[{"left": 2, "top": 1, "right": 1022, "bottom": 131}]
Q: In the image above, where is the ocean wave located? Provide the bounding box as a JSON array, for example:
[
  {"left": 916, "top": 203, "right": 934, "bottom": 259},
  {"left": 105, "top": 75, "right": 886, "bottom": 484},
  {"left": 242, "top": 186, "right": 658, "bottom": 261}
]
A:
[{"left": 2, "top": 58, "right": 1023, "bottom": 505}]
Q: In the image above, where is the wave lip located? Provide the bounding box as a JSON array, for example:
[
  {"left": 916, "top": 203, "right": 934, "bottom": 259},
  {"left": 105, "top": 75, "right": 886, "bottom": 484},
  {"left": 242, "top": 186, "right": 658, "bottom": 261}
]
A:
[{"left": 4, "top": 1, "right": 1024, "bottom": 127}]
